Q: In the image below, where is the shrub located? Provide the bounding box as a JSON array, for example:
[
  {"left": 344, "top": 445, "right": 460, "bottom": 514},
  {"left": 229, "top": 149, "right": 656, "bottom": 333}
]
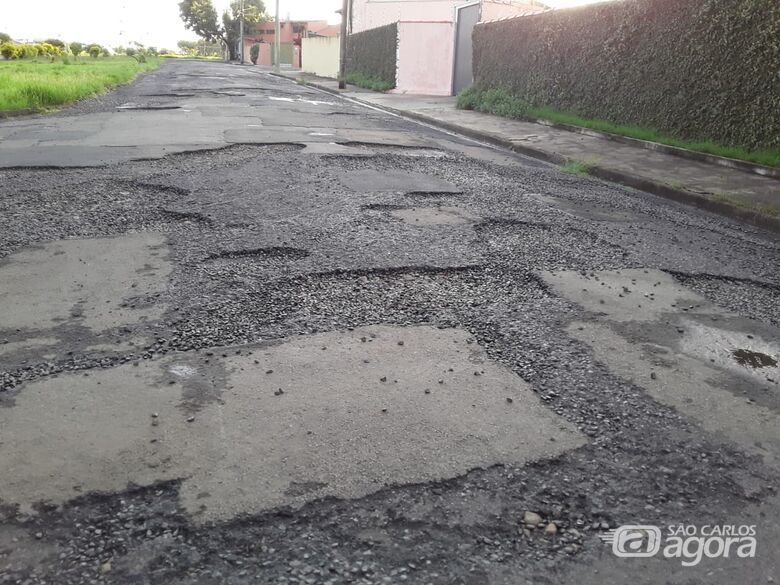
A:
[
  {"left": 69, "top": 42, "right": 84, "bottom": 58},
  {"left": 345, "top": 72, "right": 394, "bottom": 92},
  {"left": 38, "top": 43, "right": 62, "bottom": 58},
  {"left": 250, "top": 43, "right": 260, "bottom": 64},
  {"left": 87, "top": 44, "right": 102, "bottom": 59},
  {"left": 125, "top": 47, "right": 136, "bottom": 57},
  {"left": 1, "top": 42, "right": 22, "bottom": 60},
  {"left": 22, "top": 44, "right": 39, "bottom": 59}
]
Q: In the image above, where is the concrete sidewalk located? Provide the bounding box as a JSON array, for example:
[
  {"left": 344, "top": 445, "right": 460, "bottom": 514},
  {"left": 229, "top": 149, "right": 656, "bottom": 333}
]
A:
[{"left": 274, "top": 70, "right": 780, "bottom": 233}]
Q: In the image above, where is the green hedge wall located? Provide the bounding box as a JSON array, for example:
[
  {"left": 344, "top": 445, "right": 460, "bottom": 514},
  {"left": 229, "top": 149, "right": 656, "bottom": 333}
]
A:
[
  {"left": 347, "top": 22, "right": 397, "bottom": 87},
  {"left": 472, "top": 0, "right": 780, "bottom": 150}
]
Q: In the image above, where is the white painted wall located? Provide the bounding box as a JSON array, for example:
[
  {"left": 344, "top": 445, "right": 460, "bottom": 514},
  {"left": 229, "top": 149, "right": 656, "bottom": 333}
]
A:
[{"left": 301, "top": 36, "right": 341, "bottom": 78}]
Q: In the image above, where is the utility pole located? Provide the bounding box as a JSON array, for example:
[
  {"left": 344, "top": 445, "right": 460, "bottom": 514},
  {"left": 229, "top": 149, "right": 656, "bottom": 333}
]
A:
[
  {"left": 338, "top": 0, "right": 349, "bottom": 89},
  {"left": 274, "top": 0, "right": 281, "bottom": 73},
  {"left": 239, "top": 0, "right": 245, "bottom": 63}
]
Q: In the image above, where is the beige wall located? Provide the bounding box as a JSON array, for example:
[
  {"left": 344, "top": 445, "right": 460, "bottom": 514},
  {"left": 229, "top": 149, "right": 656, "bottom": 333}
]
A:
[{"left": 301, "top": 36, "right": 341, "bottom": 79}]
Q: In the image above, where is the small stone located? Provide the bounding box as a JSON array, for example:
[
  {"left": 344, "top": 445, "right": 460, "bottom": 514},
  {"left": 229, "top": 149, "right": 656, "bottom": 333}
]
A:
[
  {"left": 650, "top": 372, "right": 657, "bottom": 380},
  {"left": 424, "top": 389, "right": 431, "bottom": 394},
  {"left": 34, "top": 532, "right": 43, "bottom": 539},
  {"left": 266, "top": 369, "right": 273, "bottom": 374},
  {"left": 381, "top": 408, "right": 387, "bottom": 413},
  {"left": 397, "top": 341, "right": 404, "bottom": 346},
  {"left": 186, "top": 416, "right": 195, "bottom": 423},
  {"left": 506, "top": 397, "right": 514, "bottom": 404},
  {"left": 100, "top": 561, "right": 112, "bottom": 574},
  {"left": 523, "top": 511, "right": 542, "bottom": 526},
  {"left": 544, "top": 523, "right": 558, "bottom": 536},
  {"left": 380, "top": 376, "right": 387, "bottom": 382}
]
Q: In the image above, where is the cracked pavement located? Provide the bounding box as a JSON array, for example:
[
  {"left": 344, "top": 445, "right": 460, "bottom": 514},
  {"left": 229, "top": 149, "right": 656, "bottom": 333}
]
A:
[{"left": 0, "top": 60, "right": 779, "bottom": 585}]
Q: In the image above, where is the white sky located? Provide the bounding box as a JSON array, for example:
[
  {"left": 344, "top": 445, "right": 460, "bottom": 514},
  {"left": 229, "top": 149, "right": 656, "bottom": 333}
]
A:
[{"left": 2, "top": 0, "right": 606, "bottom": 51}]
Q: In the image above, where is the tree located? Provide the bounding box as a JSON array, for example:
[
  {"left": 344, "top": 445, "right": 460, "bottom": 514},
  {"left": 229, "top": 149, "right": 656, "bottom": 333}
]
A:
[
  {"left": 179, "top": 0, "right": 223, "bottom": 43},
  {"left": 43, "top": 38, "right": 66, "bottom": 50},
  {"left": 0, "top": 32, "right": 11, "bottom": 43},
  {"left": 223, "top": 0, "right": 267, "bottom": 60},
  {"left": 87, "top": 44, "right": 102, "bottom": 59},
  {"left": 69, "top": 42, "right": 84, "bottom": 58},
  {"left": 179, "top": 0, "right": 265, "bottom": 61},
  {"left": 177, "top": 39, "right": 198, "bottom": 53}
]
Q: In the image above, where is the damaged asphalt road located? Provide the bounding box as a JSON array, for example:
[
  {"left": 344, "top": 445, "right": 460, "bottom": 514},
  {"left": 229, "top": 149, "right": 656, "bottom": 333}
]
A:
[{"left": 0, "top": 60, "right": 779, "bottom": 584}]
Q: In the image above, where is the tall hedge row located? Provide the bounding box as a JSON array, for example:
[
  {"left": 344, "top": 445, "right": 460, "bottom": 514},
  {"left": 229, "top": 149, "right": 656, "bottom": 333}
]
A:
[
  {"left": 472, "top": 0, "right": 780, "bottom": 150},
  {"left": 347, "top": 23, "right": 398, "bottom": 86}
]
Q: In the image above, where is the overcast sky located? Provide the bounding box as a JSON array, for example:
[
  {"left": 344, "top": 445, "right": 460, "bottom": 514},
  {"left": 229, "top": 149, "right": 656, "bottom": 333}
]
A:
[{"left": 2, "top": 0, "right": 607, "bottom": 51}]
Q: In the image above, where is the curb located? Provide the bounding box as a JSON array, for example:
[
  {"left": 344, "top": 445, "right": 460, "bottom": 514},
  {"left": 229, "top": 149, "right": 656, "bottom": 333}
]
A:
[
  {"left": 0, "top": 108, "right": 39, "bottom": 119},
  {"left": 277, "top": 73, "right": 780, "bottom": 235},
  {"left": 521, "top": 117, "right": 780, "bottom": 180}
]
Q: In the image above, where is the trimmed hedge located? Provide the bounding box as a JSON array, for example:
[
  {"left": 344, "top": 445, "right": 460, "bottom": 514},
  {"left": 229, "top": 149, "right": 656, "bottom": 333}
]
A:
[
  {"left": 472, "top": 0, "right": 780, "bottom": 150},
  {"left": 347, "top": 22, "right": 397, "bottom": 88}
]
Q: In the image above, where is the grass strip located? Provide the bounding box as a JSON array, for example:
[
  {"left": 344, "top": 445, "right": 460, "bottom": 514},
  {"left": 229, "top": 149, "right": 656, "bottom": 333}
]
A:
[{"left": 0, "top": 57, "right": 161, "bottom": 113}]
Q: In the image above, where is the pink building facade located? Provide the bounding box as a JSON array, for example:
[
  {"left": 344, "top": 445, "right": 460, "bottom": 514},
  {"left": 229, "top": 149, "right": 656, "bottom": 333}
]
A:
[{"left": 241, "top": 20, "right": 339, "bottom": 67}]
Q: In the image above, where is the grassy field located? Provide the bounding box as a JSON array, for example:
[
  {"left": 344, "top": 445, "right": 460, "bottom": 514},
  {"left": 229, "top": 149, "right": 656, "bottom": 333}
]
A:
[
  {"left": 0, "top": 57, "right": 161, "bottom": 113},
  {"left": 457, "top": 87, "right": 780, "bottom": 169}
]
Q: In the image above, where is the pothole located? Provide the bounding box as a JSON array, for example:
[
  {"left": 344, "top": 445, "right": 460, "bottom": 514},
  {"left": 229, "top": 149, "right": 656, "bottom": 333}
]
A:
[
  {"left": 161, "top": 209, "right": 213, "bottom": 224},
  {"left": 390, "top": 207, "right": 479, "bottom": 226},
  {"left": 116, "top": 104, "right": 182, "bottom": 111},
  {"left": 732, "top": 349, "right": 778, "bottom": 369},
  {"left": 141, "top": 93, "right": 196, "bottom": 98},
  {"left": 362, "top": 203, "right": 405, "bottom": 212},
  {"left": 205, "top": 247, "right": 309, "bottom": 261},
  {"left": 406, "top": 191, "right": 464, "bottom": 198}
]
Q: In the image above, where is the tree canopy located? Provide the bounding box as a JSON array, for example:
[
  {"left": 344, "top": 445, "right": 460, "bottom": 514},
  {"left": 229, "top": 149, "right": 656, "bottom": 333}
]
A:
[
  {"left": 179, "top": 0, "right": 223, "bottom": 43},
  {"left": 179, "top": 0, "right": 266, "bottom": 60}
]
